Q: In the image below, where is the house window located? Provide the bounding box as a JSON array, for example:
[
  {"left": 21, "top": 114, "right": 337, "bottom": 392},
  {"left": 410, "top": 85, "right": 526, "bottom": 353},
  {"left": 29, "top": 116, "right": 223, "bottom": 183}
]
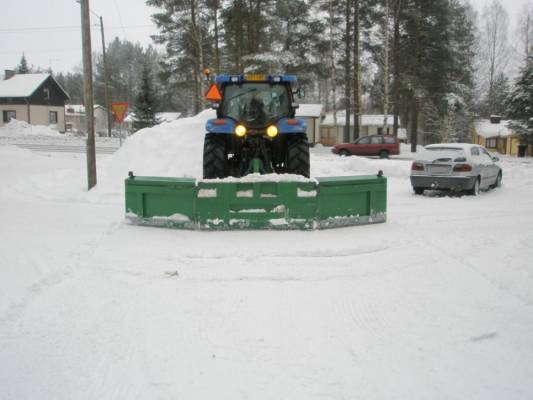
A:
[
  {"left": 44, "top": 88, "right": 50, "bottom": 100},
  {"left": 486, "top": 138, "right": 497, "bottom": 148},
  {"left": 3, "top": 110, "right": 16, "bottom": 123},
  {"left": 49, "top": 111, "right": 58, "bottom": 124},
  {"left": 377, "top": 127, "right": 383, "bottom": 135}
]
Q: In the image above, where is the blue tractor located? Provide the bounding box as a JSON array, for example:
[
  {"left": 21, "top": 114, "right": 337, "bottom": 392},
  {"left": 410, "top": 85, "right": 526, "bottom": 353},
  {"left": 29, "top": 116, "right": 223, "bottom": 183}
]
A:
[{"left": 203, "top": 74, "right": 310, "bottom": 178}]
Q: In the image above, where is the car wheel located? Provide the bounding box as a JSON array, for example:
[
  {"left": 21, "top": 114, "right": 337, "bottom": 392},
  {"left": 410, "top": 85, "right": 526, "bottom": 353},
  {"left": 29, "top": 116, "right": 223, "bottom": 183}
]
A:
[
  {"left": 413, "top": 187, "right": 425, "bottom": 195},
  {"left": 339, "top": 149, "right": 351, "bottom": 157},
  {"left": 379, "top": 150, "right": 389, "bottom": 159},
  {"left": 468, "top": 177, "right": 480, "bottom": 196},
  {"left": 491, "top": 172, "right": 502, "bottom": 189}
]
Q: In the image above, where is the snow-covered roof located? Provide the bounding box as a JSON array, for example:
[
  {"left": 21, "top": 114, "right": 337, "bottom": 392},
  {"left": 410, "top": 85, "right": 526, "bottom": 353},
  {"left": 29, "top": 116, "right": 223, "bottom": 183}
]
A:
[
  {"left": 65, "top": 104, "right": 106, "bottom": 115},
  {"left": 322, "top": 112, "right": 398, "bottom": 127},
  {"left": 475, "top": 119, "right": 514, "bottom": 139},
  {"left": 296, "top": 104, "right": 323, "bottom": 118},
  {"left": 0, "top": 73, "right": 51, "bottom": 97}
]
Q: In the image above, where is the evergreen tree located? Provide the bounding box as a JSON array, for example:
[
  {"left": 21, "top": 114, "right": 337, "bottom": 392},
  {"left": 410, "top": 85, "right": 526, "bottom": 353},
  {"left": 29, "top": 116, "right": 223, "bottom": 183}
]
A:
[
  {"left": 507, "top": 57, "right": 533, "bottom": 145},
  {"left": 55, "top": 71, "right": 84, "bottom": 104},
  {"left": 94, "top": 38, "right": 155, "bottom": 107},
  {"left": 132, "top": 64, "right": 160, "bottom": 131},
  {"left": 16, "top": 53, "right": 30, "bottom": 74}
]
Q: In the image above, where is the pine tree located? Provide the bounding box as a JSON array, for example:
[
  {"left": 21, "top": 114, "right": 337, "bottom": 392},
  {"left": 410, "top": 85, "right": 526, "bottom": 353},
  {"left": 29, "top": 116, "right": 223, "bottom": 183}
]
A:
[
  {"left": 132, "top": 64, "right": 160, "bottom": 131},
  {"left": 507, "top": 57, "right": 533, "bottom": 145},
  {"left": 16, "top": 53, "right": 30, "bottom": 74}
]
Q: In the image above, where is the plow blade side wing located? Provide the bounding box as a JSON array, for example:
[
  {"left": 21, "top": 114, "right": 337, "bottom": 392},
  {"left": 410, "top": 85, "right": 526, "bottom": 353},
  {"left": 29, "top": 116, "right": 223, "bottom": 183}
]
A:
[{"left": 125, "top": 175, "right": 387, "bottom": 230}]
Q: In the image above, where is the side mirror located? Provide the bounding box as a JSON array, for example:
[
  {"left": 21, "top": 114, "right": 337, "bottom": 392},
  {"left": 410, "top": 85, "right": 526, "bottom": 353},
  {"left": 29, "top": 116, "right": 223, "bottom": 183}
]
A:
[
  {"left": 492, "top": 156, "right": 500, "bottom": 162},
  {"left": 293, "top": 87, "right": 305, "bottom": 99}
]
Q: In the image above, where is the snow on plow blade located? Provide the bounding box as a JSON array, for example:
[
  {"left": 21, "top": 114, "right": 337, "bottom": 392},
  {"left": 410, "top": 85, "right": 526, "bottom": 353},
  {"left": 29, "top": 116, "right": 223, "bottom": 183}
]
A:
[{"left": 125, "top": 174, "right": 387, "bottom": 230}]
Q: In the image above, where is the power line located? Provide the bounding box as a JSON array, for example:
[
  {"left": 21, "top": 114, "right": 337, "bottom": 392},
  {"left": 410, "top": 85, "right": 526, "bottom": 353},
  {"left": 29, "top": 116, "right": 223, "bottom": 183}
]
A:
[
  {"left": 0, "top": 25, "right": 153, "bottom": 34},
  {"left": 112, "top": 0, "right": 128, "bottom": 38}
]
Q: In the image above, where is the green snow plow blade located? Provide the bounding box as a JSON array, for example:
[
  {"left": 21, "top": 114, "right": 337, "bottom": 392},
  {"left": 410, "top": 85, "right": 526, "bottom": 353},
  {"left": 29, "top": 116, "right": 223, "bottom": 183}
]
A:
[{"left": 125, "top": 174, "right": 387, "bottom": 230}]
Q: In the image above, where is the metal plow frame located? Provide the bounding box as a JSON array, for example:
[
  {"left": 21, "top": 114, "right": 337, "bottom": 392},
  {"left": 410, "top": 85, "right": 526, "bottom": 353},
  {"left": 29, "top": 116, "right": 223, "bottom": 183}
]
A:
[{"left": 125, "top": 175, "right": 387, "bottom": 230}]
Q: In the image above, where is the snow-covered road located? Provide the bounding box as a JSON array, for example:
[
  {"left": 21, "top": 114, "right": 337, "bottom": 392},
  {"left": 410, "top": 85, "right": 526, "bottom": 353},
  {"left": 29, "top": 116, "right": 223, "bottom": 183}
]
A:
[{"left": 1, "top": 114, "right": 533, "bottom": 399}]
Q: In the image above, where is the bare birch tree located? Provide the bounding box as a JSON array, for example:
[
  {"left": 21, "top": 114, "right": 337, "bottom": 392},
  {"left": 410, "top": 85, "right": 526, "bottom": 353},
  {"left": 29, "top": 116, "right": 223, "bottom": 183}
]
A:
[
  {"left": 516, "top": 2, "right": 533, "bottom": 65},
  {"left": 479, "top": 0, "right": 511, "bottom": 116}
]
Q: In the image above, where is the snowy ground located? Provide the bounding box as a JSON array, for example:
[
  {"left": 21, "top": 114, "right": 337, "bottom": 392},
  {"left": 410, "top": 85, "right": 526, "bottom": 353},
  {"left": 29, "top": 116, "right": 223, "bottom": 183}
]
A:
[{"left": 1, "top": 112, "right": 533, "bottom": 399}]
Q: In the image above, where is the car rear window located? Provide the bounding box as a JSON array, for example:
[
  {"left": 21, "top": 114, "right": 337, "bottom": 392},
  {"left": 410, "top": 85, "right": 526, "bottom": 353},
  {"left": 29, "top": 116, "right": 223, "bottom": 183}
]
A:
[{"left": 422, "top": 147, "right": 466, "bottom": 161}]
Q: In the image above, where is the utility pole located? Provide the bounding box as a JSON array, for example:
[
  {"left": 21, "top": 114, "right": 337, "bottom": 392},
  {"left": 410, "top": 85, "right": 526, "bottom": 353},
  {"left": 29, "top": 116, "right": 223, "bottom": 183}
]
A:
[
  {"left": 99, "top": 16, "right": 113, "bottom": 138},
  {"left": 80, "top": 0, "right": 97, "bottom": 189}
]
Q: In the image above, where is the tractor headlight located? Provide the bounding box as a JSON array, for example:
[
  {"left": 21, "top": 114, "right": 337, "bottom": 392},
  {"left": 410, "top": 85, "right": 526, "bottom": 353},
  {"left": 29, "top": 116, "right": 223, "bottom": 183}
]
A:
[
  {"left": 266, "top": 125, "right": 278, "bottom": 138},
  {"left": 235, "top": 124, "right": 247, "bottom": 137}
]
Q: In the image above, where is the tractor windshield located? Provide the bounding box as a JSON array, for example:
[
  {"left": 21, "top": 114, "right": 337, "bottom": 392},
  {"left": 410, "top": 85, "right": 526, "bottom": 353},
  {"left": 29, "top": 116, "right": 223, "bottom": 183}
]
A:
[{"left": 221, "top": 83, "right": 291, "bottom": 128}]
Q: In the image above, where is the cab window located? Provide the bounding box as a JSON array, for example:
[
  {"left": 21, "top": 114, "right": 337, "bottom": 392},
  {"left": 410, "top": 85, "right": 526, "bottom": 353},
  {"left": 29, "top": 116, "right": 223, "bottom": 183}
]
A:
[
  {"left": 357, "top": 137, "right": 370, "bottom": 144},
  {"left": 370, "top": 136, "right": 382, "bottom": 144}
]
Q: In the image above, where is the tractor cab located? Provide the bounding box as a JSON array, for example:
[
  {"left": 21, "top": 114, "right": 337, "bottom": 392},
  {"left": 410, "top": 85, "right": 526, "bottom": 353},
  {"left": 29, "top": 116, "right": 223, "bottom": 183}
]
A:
[
  {"left": 204, "top": 74, "right": 309, "bottom": 178},
  {"left": 216, "top": 75, "right": 296, "bottom": 130}
]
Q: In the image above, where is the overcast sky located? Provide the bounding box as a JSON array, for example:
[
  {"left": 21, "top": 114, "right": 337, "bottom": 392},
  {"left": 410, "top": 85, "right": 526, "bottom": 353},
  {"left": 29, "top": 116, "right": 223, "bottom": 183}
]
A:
[{"left": 0, "top": 0, "right": 529, "bottom": 75}]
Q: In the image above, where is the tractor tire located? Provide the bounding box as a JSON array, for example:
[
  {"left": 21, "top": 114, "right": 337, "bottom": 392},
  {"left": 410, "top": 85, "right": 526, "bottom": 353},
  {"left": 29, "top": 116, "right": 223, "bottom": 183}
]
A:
[
  {"left": 286, "top": 135, "right": 310, "bottom": 178},
  {"left": 203, "top": 134, "right": 227, "bottom": 179}
]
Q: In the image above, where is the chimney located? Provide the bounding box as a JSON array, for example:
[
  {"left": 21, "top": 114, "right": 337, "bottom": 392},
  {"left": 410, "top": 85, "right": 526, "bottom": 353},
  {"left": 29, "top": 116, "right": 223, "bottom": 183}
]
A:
[
  {"left": 490, "top": 115, "right": 502, "bottom": 124},
  {"left": 4, "top": 70, "right": 15, "bottom": 80}
]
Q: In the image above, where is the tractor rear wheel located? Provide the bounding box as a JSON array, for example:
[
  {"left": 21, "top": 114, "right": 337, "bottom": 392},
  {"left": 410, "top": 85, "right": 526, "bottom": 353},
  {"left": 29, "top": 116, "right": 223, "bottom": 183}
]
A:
[
  {"left": 203, "top": 134, "right": 227, "bottom": 179},
  {"left": 286, "top": 135, "right": 310, "bottom": 178}
]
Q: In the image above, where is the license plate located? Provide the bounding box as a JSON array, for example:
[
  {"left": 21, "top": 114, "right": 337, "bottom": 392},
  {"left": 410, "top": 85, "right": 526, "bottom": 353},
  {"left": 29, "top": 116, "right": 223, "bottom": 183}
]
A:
[{"left": 428, "top": 165, "right": 451, "bottom": 174}]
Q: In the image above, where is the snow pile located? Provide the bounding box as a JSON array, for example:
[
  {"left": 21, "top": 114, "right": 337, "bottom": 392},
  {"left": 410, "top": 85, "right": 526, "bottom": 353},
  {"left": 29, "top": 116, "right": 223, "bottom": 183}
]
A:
[
  {"left": 93, "top": 110, "right": 215, "bottom": 196},
  {"left": 0, "top": 119, "right": 62, "bottom": 137}
]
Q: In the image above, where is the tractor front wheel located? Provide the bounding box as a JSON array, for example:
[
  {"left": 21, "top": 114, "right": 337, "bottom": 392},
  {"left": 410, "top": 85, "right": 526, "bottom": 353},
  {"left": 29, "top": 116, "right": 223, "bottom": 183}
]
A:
[
  {"left": 286, "top": 135, "right": 310, "bottom": 178},
  {"left": 203, "top": 134, "right": 227, "bottom": 179}
]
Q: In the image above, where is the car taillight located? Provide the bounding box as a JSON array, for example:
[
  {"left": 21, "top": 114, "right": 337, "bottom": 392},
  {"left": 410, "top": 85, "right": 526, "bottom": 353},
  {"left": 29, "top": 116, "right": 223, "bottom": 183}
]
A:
[
  {"left": 411, "top": 162, "right": 424, "bottom": 171},
  {"left": 453, "top": 163, "right": 472, "bottom": 172}
]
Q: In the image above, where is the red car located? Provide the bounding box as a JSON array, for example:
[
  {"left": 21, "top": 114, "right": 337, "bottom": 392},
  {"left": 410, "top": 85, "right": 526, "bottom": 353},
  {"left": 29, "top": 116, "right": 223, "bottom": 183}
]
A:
[{"left": 332, "top": 135, "right": 400, "bottom": 158}]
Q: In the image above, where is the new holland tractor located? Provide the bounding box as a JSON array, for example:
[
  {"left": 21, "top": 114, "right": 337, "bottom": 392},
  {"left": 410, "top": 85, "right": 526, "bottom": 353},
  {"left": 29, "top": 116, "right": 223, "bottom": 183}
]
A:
[
  {"left": 203, "top": 74, "right": 309, "bottom": 179},
  {"left": 125, "top": 74, "right": 387, "bottom": 230}
]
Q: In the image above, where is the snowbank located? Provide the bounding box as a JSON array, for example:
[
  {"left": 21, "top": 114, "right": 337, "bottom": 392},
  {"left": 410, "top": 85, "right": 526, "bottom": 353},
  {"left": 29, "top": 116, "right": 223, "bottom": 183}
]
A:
[
  {"left": 0, "top": 119, "right": 62, "bottom": 137},
  {"left": 92, "top": 110, "right": 215, "bottom": 197}
]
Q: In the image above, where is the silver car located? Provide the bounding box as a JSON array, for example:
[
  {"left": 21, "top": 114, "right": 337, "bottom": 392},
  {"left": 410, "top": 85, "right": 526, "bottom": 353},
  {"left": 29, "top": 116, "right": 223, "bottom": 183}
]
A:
[{"left": 410, "top": 144, "right": 502, "bottom": 195}]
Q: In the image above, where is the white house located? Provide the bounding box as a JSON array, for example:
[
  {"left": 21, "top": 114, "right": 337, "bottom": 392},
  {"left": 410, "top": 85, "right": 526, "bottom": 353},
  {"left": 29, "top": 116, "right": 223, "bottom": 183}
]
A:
[{"left": 65, "top": 104, "right": 109, "bottom": 135}]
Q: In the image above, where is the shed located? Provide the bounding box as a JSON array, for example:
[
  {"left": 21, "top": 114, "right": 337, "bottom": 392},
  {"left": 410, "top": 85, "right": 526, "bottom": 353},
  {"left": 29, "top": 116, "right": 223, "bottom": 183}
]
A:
[
  {"left": 296, "top": 104, "right": 323, "bottom": 144},
  {"left": 320, "top": 112, "right": 401, "bottom": 145}
]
